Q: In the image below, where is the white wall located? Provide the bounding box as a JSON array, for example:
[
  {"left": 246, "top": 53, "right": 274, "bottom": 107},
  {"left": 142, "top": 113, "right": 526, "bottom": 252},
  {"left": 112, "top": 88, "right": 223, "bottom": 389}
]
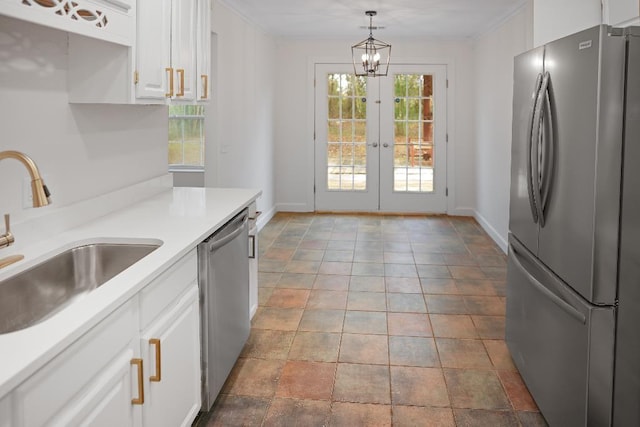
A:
[
  {"left": 0, "top": 15, "right": 168, "bottom": 214},
  {"left": 208, "top": 0, "right": 277, "bottom": 219},
  {"left": 606, "top": 0, "right": 640, "bottom": 25},
  {"left": 533, "top": 0, "right": 601, "bottom": 46},
  {"left": 473, "top": 3, "right": 534, "bottom": 252},
  {"left": 274, "top": 38, "right": 476, "bottom": 215}
]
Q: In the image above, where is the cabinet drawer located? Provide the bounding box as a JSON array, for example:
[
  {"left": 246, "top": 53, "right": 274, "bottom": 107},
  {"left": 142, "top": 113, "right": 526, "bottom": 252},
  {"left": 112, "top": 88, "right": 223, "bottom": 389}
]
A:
[
  {"left": 139, "top": 250, "right": 197, "bottom": 329},
  {"left": 13, "top": 300, "right": 138, "bottom": 427}
]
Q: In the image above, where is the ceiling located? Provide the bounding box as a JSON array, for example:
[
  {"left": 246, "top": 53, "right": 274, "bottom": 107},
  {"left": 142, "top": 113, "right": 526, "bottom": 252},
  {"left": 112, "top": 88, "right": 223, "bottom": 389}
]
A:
[{"left": 219, "top": 0, "right": 528, "bottom": 40}]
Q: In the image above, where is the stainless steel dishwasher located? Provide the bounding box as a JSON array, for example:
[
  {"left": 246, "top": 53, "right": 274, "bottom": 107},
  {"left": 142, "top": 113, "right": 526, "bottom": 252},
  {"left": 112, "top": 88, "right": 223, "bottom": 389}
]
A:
[{"left": 198, "top": 208, "right": 250, "bottom": 410}]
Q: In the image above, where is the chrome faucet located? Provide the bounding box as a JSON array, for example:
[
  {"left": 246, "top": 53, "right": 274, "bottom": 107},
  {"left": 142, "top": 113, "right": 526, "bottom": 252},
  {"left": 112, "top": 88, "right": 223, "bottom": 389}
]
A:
[{"left": 0, "top": 150, "right": 51, "bottom": 268}]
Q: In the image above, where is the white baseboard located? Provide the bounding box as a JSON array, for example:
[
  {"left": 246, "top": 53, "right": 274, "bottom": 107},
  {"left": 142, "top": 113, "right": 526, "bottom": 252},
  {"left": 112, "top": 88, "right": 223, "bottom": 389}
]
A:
[
  {"left": 275, "top": 202, "right": 313, "bottom": 213},
  {"left": 473, "top": 210, "right": 508, "bottom": 254},
  {"left": 448, "top": 207, "right": 476, "bottom": 217},
  {"left": 256, "top": 205, "right": 277, "bottom": 231}
]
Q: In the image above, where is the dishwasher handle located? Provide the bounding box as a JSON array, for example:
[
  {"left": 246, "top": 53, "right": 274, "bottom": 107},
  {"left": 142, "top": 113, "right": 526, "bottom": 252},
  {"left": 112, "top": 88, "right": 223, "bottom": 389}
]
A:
[{"left": 208, "top": 214, "right": 249, "bottom": 252}]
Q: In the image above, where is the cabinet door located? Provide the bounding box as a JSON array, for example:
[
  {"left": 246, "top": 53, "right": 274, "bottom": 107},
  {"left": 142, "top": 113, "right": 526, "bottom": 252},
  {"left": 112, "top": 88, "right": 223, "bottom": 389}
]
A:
[
  {"left": 136, "top": 0, "right": 172, "bottom": 99},
  {"left": 14, "top": 301, "right": 140, "bottom": 427},
  {"left": 196, "top": 0, "right": 211, "bottom": 102},
  {"left": 140, "top": 285, "right": 201, "bottom": 427},
  {"left": 53, "top": 348, "right": 140, "bottom": 427},
  {"left": 171, "top": 0, "right": 197, "bottom": 101}
]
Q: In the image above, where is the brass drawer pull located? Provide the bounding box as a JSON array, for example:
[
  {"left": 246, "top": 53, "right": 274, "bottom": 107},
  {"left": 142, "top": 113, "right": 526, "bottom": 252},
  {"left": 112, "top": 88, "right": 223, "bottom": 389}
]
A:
[
  {"left": 176, "top": 69, "right": 185, "bottom": 97},
  {"left": 149, "top": 338, "right": 162, "bottom": 382},
  {"left": 130, "top": 358, "right": 144, "bottom": 405},
  {"left": 201, "top": 74, "right": 208, "bottom": 99},
  {"left": 165, "top": 67, "right": 174, "bottom": 98}
]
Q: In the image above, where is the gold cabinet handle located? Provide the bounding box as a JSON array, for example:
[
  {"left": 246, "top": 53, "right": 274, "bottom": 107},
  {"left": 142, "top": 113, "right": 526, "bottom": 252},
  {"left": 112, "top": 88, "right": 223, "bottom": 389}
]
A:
[
  {"left": 165, "top": 67, "right": 174, "bottom": 98},
  {"left": 201, "top": 74, "right": 208, "bottom": 99},
  {"left": 176, "top": 69, "right": 185, "bottom": 97},
  {"left": 130, "top": 358, "right": 144, "bottom": 405},
  {"left": 149, "top": 338, "right": 161, "bottom": 382}
]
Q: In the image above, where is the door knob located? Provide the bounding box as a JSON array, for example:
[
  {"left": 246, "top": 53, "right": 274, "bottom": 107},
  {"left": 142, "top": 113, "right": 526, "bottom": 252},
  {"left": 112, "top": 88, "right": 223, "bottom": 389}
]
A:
[
  {"left": 368, "top": 142, "right": 379, "bottom": 148},
  {"left": 383, "top": 143, "right": 389, "bottom": 148}
]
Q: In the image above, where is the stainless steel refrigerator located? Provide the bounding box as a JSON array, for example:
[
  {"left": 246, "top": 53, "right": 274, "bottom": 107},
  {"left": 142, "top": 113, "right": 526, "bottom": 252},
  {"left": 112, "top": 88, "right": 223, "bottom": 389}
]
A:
[{"left": 506, "top": 25, "right": 640, "bottom": 426}]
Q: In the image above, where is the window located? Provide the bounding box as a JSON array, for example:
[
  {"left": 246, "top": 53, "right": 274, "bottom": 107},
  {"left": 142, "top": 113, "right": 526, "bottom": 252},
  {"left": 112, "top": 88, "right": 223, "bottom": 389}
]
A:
[{"left": 168, "top": 105, "right": 205, "bottom": 170}]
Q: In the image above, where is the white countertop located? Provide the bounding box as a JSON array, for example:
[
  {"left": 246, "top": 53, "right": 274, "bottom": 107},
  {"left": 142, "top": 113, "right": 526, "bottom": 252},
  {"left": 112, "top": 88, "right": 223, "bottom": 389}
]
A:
[{"left": 0, "top": 186, "right": 261, "bottom": 398}]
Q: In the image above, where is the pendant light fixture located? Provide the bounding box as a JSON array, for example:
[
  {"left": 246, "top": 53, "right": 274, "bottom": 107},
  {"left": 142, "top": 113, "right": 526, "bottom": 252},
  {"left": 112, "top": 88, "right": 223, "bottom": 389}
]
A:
[{"left": 351, "top": 11, "right": 391, "bottom": 77}]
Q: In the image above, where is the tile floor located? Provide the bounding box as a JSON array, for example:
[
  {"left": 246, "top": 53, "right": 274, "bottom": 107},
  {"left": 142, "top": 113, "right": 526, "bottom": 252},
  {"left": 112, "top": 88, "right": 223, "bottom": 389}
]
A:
[{"left": 195, "top": 213, "right": 548, "bottom": 426}]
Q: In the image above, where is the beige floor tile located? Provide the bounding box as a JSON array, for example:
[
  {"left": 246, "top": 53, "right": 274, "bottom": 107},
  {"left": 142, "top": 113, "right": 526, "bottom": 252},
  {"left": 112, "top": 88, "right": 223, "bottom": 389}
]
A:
[{"left": 330, "top": 402, "right": 392, "bottom": 426}]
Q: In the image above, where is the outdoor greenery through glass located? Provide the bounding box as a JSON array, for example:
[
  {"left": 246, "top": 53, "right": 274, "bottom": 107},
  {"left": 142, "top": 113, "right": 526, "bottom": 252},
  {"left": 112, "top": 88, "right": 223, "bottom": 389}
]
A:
[
  {"left": 169, "top": 105, "right": 205, "bottom": 168},
  {"left": 326, "top": 73, "right": 367, "bottom": 191},
  {"left": 393, "top": 74, "right": 434, "bottom": 192}
]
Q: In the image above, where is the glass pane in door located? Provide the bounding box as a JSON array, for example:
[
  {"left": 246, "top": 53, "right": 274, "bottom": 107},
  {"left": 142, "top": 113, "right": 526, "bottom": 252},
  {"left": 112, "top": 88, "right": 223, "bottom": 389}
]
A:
[
  {"left": 326, "top": 73, "right": 367, "bottom": 191},
  {"left": 393, "top": 74, "right": 434, "bottom": 192}
]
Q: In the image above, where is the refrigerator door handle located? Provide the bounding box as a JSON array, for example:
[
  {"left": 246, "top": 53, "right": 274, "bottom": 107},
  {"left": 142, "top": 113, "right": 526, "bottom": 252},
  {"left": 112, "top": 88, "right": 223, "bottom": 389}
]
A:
[
  {"left": 510, "top": 240, "right": 587, "bottom": 324},
  {"left": 539, "top": 76, "right": 554, "bottom": 217},
  {"left": 526, "top": 73, "right": 544, "bottom": 224},
  {"left": 531, "top": 72, "right": 550, "bottom": 227}
]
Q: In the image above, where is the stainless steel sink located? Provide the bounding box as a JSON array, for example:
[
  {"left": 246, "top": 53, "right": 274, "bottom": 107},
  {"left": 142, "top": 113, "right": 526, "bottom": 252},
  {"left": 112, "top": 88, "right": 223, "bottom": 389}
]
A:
[{"left": 0, "top": 242, "right": 161, "bottom": 334}]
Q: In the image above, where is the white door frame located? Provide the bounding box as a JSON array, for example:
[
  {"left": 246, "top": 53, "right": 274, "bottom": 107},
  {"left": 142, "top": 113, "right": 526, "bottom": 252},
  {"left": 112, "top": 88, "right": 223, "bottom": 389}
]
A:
[
  {"left": 313, "top": 63, "right": 380, "bottom": 211},
  {"left": 307, "top": 56, "right": 457, "bottom": 214},
  {"left": 379, "top": 63, "right": 448, "bottom": 213}
]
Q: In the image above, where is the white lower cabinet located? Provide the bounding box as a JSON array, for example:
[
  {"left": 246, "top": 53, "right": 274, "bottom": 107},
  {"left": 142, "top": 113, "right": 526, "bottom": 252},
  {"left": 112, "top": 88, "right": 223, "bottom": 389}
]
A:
[
  {"left": 140, "top": 286, "right": 201, "bottom": 427},
  {"left": 14, "top": 301, "right": 139, "bottom": 427},
  {"left": 6, "top": 250, "right": 201, "bottom": 427}
]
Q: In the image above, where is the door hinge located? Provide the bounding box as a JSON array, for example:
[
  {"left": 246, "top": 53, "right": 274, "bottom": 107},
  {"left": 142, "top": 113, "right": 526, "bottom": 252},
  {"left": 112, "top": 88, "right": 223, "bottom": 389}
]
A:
[
  {"left": 313, "top": 184, "right": 316, "bottom": 194},
  {"left": 133, "top": 70, "right": 139, "bottom": 84},
  {"left": 446, "top": 79, "right": 449, "bottom": 88},
  {"left": 446, "top": 133, "right": 449, "bottom": 143},
  {"left": 446, "top": 187, "right": 449, "bottom": 197}
]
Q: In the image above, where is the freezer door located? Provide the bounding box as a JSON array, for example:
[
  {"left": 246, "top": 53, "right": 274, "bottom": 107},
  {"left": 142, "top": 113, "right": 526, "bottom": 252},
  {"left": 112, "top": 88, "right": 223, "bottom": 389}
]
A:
[
  {"left": 509, "top": 46, "right": 544, "bottom": 254},
  {"left": 537, "top": 25, "right": 625, "bottom": 304},
  {"left": 613, "top": 30, "right": 640, "bottom": 427},
  {"left": 506, "top": 235, "right": 615, "bottom": 427}
]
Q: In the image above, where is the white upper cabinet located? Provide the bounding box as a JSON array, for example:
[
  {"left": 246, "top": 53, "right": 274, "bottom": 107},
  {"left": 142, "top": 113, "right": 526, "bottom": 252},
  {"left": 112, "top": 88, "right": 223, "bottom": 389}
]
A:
[
  {"left": 0, "top": 0, "right": 135, "bottom": 46},
  {"left": 170, "top": 0, "right": 197, "bottom": 101},
  {"left": 196, "top": 0, "right": 211, "bottom": 102},
  {"left": 136, "top": 0, "right": 197, "bottom": 102},
  {"left": 67, "top": 0, "right": 211, "bottom": 104},
  {"left": 135, "top": 0, "right": 172, "bottom": 100}
]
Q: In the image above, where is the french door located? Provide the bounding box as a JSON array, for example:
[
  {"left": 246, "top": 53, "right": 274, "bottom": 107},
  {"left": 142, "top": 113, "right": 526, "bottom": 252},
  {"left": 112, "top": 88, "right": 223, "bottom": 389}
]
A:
[{"left": 314, "top": 63, "right": 448, "bottom": 213}]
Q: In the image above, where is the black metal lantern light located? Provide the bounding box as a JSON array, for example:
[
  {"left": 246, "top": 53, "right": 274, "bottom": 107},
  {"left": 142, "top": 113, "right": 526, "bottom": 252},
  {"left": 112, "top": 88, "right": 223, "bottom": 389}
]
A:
[{"left": 351, "top": 11, "right": 391, "bottom": 77}]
